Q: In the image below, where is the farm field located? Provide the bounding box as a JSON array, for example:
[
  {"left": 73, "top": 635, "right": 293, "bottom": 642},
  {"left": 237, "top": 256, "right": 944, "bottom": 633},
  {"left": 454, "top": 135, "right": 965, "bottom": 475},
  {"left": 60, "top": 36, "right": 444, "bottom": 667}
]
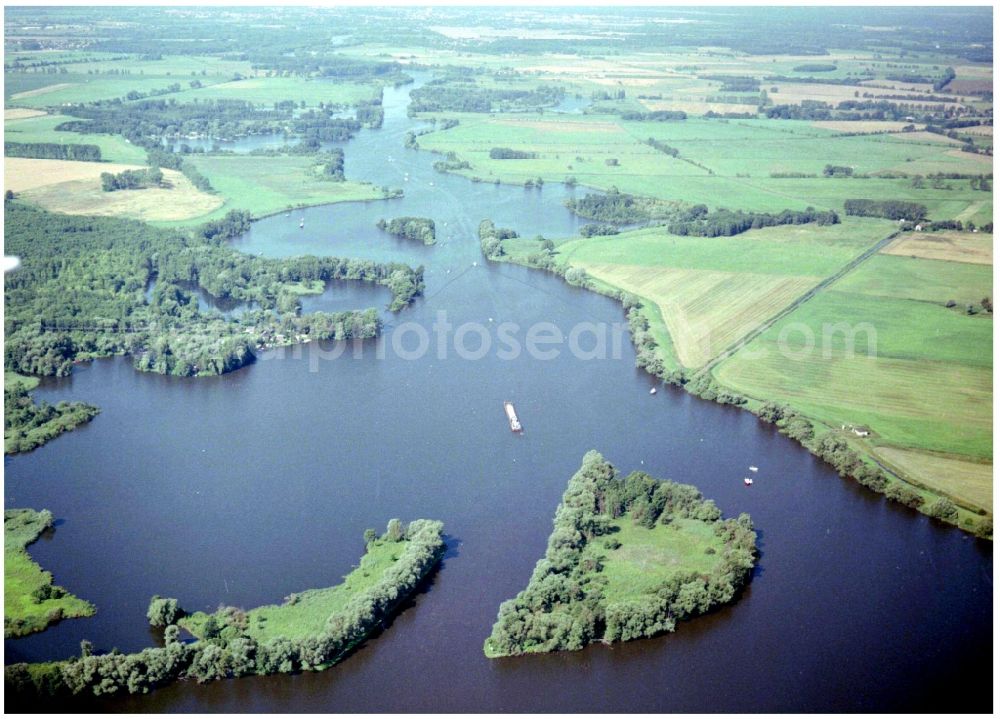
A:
[
  {"left": 882, "top": 231, "right": 993, "bottom": 264},
  {"left": 182, "top": 154, "right": 385, "bottom": 222},
  {"left": 5, "top": 74, "right": 222, "bottom": 108},
  {"left": 873, "top": 446, "right": 993, "bottom": 514},
  {"left": 555, "top": 219, "right": 892, "bottom": 369},
  {"left": 714, "top": 249, "right": 992, "bottom": 509},
  {"left": 418, "top": 114, "right": 992, "bottom": 221},
  {"left": 7, "top": 158, "right": 224, "bottom": 222}
]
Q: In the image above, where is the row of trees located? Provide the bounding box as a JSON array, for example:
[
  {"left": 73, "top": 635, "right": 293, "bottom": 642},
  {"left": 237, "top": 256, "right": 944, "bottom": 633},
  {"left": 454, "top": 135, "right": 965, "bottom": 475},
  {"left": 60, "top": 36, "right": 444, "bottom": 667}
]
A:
[
  {"left": 619, "top": 110, "right": 687, "bottom": 121},
  {"left": 57, "top": 99, "right": 361, "bottom": 151},
  {"left": 843, "top": 199, "right": 927, "bottom": 221},
  {"left": 376, "top": 216, "right": 436, "bottom": 245},
  {"left": 668, "top": 206, "right": 840, "bottom": 236},
  {"left": 6, "top": 520, "right": 446, "bottom": 701},
  {"left": 4, "top": 142, "right": 102, "bottom": 162},
  {"left": 408, "top": 82, "right": 565, "bottom": 114},
  {"left": 484, "top": 451, "right": 757, "bottom": 656}
]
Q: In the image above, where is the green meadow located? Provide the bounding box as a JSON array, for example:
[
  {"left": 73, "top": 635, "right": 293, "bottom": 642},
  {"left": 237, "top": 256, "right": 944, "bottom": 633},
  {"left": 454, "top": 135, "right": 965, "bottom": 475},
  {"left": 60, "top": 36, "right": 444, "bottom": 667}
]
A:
[
  {"left": 180, "top": 536, "right": 409, "bottom": 643},
  {"left": 419, "top": 115, "right": 991, "bottom": 221},
  {"left": 178, "top": 154, "right": 385, "bottom": 224},
  {"left": 5, "top": 509, "right": 95, "bottom": 638},
  {"left": 581, "top": 518, "right": 725, "bottom": 604}
]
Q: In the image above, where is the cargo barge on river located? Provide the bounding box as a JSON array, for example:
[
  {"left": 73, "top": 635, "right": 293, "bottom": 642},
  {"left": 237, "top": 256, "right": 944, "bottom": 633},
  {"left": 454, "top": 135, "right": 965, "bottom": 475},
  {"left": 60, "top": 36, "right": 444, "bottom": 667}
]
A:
[{"left": 504, "top": 401, "right": 522, "bottom": 432}]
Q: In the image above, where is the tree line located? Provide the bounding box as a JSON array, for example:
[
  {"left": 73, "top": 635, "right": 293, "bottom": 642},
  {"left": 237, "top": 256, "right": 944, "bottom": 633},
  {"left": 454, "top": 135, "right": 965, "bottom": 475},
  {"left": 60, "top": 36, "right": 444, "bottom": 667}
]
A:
[
  {"left": 843, "top": 199, "right": 927, "bottom": 221},
  {"left": 4, "top": 142, "right": 102, "bottom": 162},
  {"left": 483, "top": 451, "right": 757, "bottom": 656},
  {"left": 5, "top": 519, "right": 445, "bottom": 703},
  {"left": 619, "top": 110, "right": 687, "bottom": 121},
  {"left": 668, "top": 205, "right": 840, "bottom": 236},
  {"left": 489, "top": 147, "right": 537, "bottom": 160},
  {"left": 408, "top": 81, "right": 565, "bottom": 115}
]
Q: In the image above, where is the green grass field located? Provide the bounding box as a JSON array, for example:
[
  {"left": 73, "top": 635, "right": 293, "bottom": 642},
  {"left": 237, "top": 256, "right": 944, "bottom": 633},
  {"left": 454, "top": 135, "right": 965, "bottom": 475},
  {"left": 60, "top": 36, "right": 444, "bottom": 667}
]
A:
[
  {"left": 180, "top": 536, "right": 407, "bottom": 642},
  {"left": 582, "top": 518, "right": 724, "bottom": 602},
  {"left": 180, "top": 154, "right": 385, "bottom": 223},
  {"left": 419, "top": 115, "right": 991, "bottom": 221},
  {"left": 6, "top": 52, "right": 376, "bottom": 111},
  {"left": 175, "top": 77, "right": 378, "bottom": 107},
  {"left": 4, "top": 509, "right": 95, "bottom": 638}
]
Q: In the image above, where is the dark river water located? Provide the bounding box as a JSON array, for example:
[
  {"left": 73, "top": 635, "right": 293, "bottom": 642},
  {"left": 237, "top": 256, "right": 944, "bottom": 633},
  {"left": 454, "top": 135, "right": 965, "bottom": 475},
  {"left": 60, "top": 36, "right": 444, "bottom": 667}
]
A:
[{"left": 4, "top": 73, "right": 992, "bottom": 713}]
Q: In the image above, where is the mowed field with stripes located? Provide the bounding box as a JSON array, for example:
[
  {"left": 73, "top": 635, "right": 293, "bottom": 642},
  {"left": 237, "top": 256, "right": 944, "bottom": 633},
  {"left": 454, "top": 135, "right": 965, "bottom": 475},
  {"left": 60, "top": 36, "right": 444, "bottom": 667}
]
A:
[{"left": 558, "top": 218, "right": 892, "bottom": 369}]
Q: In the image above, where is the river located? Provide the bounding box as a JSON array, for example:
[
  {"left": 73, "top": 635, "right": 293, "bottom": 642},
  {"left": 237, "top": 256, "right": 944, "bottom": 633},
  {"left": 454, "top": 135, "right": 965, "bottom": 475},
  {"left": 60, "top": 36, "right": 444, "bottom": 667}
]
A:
[{"left": 3, "top": 72, "right": 992, "bottom": 713}]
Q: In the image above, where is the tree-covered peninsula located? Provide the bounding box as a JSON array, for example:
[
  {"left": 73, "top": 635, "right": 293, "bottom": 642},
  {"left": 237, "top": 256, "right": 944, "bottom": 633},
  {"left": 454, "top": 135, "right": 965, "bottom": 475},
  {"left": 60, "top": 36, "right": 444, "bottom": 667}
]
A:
[
  {"left": 484, "top": 451, "right": 757, "bottom": 657},
  {"left": 4, "top": 381, "right": 99, "bottom": 455},
  {"left": 5, "top": 509, "right": 96, "bottom": 638},
  {"left": 5, "top": 519, "right": 445, "bottom": 702},
  {"left": 4, "top": 203, "right": 424, "bottom": 380}
]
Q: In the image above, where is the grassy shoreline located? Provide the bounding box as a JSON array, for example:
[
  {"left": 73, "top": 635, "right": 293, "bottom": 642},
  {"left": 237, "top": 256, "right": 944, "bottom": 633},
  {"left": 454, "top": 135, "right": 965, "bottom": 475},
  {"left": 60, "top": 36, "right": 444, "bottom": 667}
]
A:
[{"left": 4, "top": 509, "right": 96, "bottom": 638}]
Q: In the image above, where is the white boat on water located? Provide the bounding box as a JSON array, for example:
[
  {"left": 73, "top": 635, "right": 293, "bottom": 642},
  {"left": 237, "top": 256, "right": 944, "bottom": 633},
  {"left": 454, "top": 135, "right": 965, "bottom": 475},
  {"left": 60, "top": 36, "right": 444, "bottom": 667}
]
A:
[
  {"left": 749, "top": 466, "right": 759, "bottom": 472},
  {"left": 649, "top": 387, "right": 657, "bottom": 395},
  {"left": 744, "top": 477, "right": 754, "bottom": 486}
]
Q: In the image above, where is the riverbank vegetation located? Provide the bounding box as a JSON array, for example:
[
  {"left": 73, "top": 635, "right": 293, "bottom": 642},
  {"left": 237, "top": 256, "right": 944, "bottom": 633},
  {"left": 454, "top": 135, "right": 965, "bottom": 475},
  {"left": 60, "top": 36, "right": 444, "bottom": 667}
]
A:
[
  {"left": 4, "top": 203, "right": 423, "bottom": 380},
  {"left": 5, "top": 519, "right": 445, "bottom": 702},
  {"left": 377, "top": 216, "right": 436, "bottom": 245},
  {"left": 484, "top": 451, "right": 756, "bottom": 657},
  {"left": 5, "top": 509, "right": 96, "bottom": 638}
]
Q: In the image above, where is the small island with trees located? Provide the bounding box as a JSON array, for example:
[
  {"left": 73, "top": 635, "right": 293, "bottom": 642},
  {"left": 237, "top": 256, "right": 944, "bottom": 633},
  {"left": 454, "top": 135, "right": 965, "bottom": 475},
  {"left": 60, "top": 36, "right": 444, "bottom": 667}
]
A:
[
  {"left": 484, "top": 451, "right": 757, "bottom": 657},
  {"left": 376, "top": 216, "right": 437, "bottom": 245}
]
